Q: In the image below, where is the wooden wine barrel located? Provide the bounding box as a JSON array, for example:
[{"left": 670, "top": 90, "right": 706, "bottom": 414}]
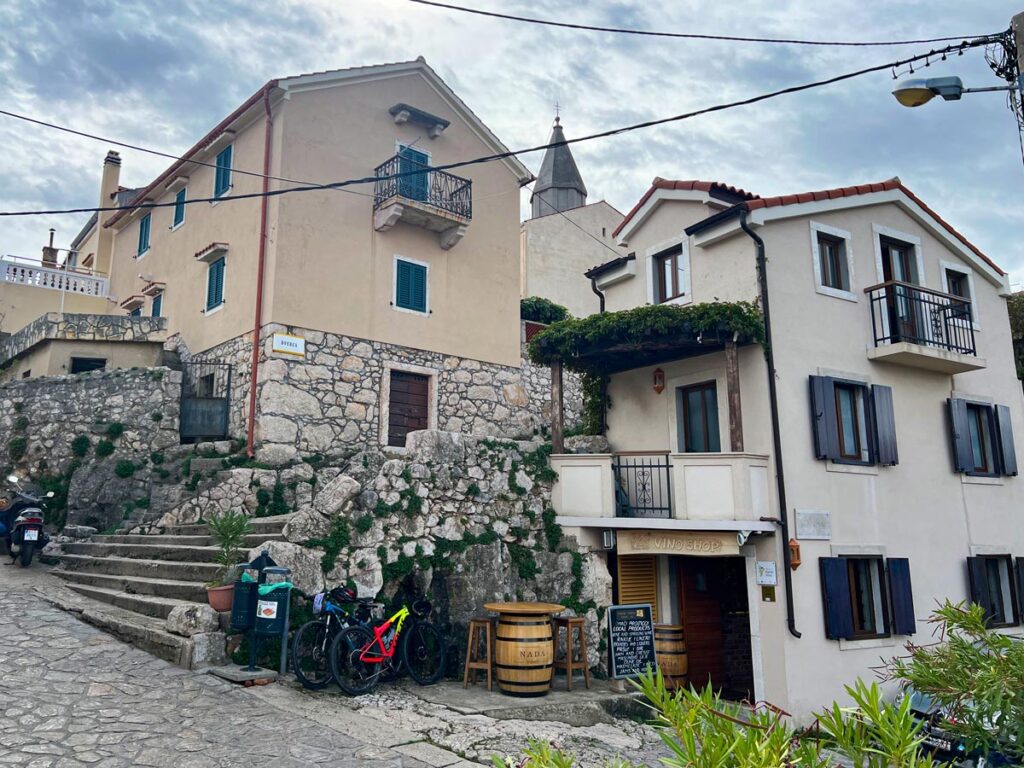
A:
[
  {"left": 494, "top": 614, "right": 554, "bottom": 697},
  {"left": 654, "top": 624, "right": 688, "bottom": 689}
]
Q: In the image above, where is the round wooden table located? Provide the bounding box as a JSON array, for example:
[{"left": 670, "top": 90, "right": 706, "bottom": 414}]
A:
[{"left": 484, "top": 602, "right": 564, "bottom": 697}]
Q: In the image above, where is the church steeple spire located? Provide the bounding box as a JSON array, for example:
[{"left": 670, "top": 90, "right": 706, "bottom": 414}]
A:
[{"left": 530, "top": 116, "right": 588, "bottom": 218}]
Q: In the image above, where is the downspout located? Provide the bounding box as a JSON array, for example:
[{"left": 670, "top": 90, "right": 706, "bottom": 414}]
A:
[
  {"left": 588, "top": 275, "right": 608, "bottom": 434},
  {"left": 740, "top": 210, "right": 801, "bottom": 639},
  {"left": 246, "top": 86, "right": 275, "bottom": 458},
  {"left": 589, "top": 276, "right": 606, "bottom": 314}
]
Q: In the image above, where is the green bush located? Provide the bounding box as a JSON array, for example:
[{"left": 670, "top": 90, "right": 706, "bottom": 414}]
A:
[
  {"left": 8, "top": 437, "right": 27, "bottom": 462},
  {"left": 520, "top": 296, "right": 571, "bottom": 325},
  {"left": 105, "top": 422, "right": 125, "bottom": 439},
  {"left": 71, "top": 435, "right": 91, "bottom": 457},
  {"left": 114, "top": 460, "right": 136, "bottom": 478},
  {"left": 95, "top": 440, "right": 115, "bottom": 458},
  {"left": 208, "top": 510, "right": 252, "bottom": 586},
  {"left": 13, "top": 416, "right": 29, "bottom": 431},
  {"left": 149, "top": 451, "right": 164, "bottom": 465}
]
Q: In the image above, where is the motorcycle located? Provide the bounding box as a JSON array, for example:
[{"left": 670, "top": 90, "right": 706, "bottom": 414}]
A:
[{"left": 0, "top": 474, "right": 53, "bottom": 567}]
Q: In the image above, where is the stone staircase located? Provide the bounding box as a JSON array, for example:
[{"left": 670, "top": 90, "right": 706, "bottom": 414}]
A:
[{"left": 52, "top": 516, "right": 289, "bottom": 668}]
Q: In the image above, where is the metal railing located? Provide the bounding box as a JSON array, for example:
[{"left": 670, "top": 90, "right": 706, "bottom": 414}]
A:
[
  {"left": 373, "top": 154, "right": 472, "bottom": 221},
  {"left": 180, "top": 361, "right": 233, "bottom": 441},
  {"left": 613, "top": 453, "right": 672, "bottom": 519},
  {"left": 866, "top": 280, "right": 976, "bottom": 356},
  {"left": 1, "top": 255, "right": 108, "bottom": 297}
]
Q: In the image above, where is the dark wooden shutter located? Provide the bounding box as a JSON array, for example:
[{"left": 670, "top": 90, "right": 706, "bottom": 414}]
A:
[
  {"left": 616, "top": 554, "right": 659, "bottom": 622},
  {"left": 819, "top": 557, "right": 854, "bottom": 640},
  {"left": 809, "top": 376, "right": 839, "bottom": 461},
  {"left": 887, "top": 558, "right": 916, "bottom": 635},
  {"left": 410, "top": 262, "right": 427, "bottom": 312},
  {"left": 995, "top": 405, "right": 1017, "bottom": 476},
  {"left": 395, "top": 261, "right": 412, "bottom": 309},
  {"left": 387, "top": 371, "right": 429, "bottom": 447},
  {"left": 1016, "top": 558, "right": 1024, "bottom": 621},
  {"left": 206, "top": 258, "right": 225, "bottom": 310},
  {"left": 966, "top": 557, "right": 994, "bottom": 621},
  {"left": 947, "top": 398, "right": 974, "bottom": 473},
  {"left": 871, "top": 385, "right": 899, "bottom": 466}
]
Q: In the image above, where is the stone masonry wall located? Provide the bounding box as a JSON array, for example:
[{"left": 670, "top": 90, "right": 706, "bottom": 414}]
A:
[
  {"left": 0, "top": 313, "right": 167, "bottom": 365},
  {"left": 0, "top": 366, "right": 182, "bottom": 477}
]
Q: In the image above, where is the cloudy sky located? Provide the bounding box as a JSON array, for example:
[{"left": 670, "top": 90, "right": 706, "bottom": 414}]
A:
[{"left": 1, "top": 1, "right": 1022, "bottom": 282}]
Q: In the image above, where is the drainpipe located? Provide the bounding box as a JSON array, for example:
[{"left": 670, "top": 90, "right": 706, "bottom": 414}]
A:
[
  {"left": 589, "top": 275, "right": 606, "bottom": 314},
  {"left": 246, "top": 86, "right": 274, "bottom": 458},
  {"left": 588, "top": 275, "right": 608, "bottom": 434},
  {"left": 740, "top": 210, "right": 801, "bottom": 639}
]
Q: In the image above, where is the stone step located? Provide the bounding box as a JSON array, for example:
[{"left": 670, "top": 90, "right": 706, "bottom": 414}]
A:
[
  {"left": 63, "top": 541, "right": 221, "bottom": 562},
  {"left": 163, "top": 515, "right": 289, "bottom": 536},
  {"left": 58, "top": 554, "right": 221, "bottom": 581},
  {"left": 55, "top": 570, "right": 209, "bottom": 602},
  {"left": 64, "top": 583, "right": 193, "bottom": 620},
  {"left": 97, "top": 533, "right": 283, "bottom": 546}
]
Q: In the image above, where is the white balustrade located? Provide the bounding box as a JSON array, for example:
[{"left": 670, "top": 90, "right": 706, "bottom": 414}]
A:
[{"left": 1, "top": 257, "right": 108, "bottom": 297}]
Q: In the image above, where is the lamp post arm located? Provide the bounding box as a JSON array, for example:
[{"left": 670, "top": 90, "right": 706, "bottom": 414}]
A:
[{"left": 961, "top": 84, "right": 1019, "bottom": 95}]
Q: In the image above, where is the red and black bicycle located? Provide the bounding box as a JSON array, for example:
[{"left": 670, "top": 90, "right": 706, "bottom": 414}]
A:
[{"left": 329, "top": 597, "right": 447, "bottom": 695}]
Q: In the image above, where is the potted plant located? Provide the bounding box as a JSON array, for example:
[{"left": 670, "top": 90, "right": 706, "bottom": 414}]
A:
[{"left": 206, "top": 510, "right": 251, "bottom": 612}]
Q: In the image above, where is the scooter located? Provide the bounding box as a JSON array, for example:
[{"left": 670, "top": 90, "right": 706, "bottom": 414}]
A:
[{"left": 0, "top": 474, "right": 53, "bottom": 567}]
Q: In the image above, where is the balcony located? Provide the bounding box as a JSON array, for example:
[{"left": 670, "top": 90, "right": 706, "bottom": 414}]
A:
[
  {"left": 549, "top": 452, "right": 773, "bottom": 533},
  {"left": 372, "top": 154, "right": 472, "bottom": 250},
  {"left": 865, "top": 281, "right": 985, "bottom": 374},
  {"left": 1, "top": 255, "right": 108, "bottom": 297}
]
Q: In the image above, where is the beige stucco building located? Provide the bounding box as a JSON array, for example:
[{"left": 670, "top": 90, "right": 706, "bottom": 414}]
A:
[{"left": 550, "top": 176, "right": 1024, "bottom": 719}]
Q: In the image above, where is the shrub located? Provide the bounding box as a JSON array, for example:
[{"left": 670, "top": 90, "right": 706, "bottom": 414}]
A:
[
  {"left": 71, "top": 435, "right": 91, "bottom": 458},
  {"left": 208, "top": 511, "right": 252, "bottom": 586},
  {"left": 105, "top": 422, "right": 125, "bottom": 440},
  {"left": 8, "top": 437, "right": 27, "bottom": 462},
  {"left": 13, "top": 416, "right": 29, "bottom": 431},
  {"left": 114, "top": 460, "right": 136, "bottom": 478},
  {"left": 95, "top": 440, "right": 115, "bottom": 458},
  {"left": 520, "top": 296, "right": 571, "bottom": 325}
]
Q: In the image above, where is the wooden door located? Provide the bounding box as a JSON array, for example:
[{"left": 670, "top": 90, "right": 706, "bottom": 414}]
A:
[
  {"left": 617, "top": 554, "right": 659, "bottom": 622},
  {"left": 679, "top": 560, "right": 725, "bottom": 690},
  {"left": 388, "top": 371, "right": 430, "bottom": 447}
]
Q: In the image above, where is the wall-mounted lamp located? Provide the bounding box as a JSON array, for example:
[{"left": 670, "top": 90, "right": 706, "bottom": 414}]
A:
[
  {"left": 602, "top": 529, "right": 616, "bottom": 550},
  {"left": 788, "top": 538, "right": 802, "bottom": 570},
  {"left": 652, "top": 368, "right": 665, "bottom": 394}
]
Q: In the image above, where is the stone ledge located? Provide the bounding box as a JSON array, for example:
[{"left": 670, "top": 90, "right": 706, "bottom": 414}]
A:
[{"left": 0, "top": 312, "right": 168, "bottom": 366}]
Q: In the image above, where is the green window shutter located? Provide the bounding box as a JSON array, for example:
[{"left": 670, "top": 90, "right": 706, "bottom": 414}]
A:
[
  {"left": 206, "top": 258, "right": 225, "bottom": 310},
  {"left": 151, "top": 293, "right": 162, "bottom": 318},
  {"left": 395, "top": 260, "right": 427, "bottom": 312},
  {"left": 173, "top": 189, "right": 186, "bottom": 227},
  {"left": 137, "top": 213, "right": 151, "bottom": 255},
  {"left": 215, "top": 146, "right": 232, "bottom": 197}
]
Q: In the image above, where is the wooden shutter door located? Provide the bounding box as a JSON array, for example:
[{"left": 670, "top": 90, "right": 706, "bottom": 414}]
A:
[
  {"left": 871, "top": 385, "right": 899, "bottom": 466},
  {"left": 616, "top": 554, "right": 659, "bottom": 622},
  {"left": 947, "top": 399, "right": 974, "bottom": 473},
  {"left": 995, "top": 405, "right": 1017, "bottom": 476},
  {"left": 809, "top": 376, "right": 839, "bottom": 460},
  {"left": 387, "top": 371, "right": 430, "bottom": 447},
  {"left": 966, "top": 557, "right": 994, "bottom": 622},
  {"left": 1016, "top": 559, "right": 1024, "bottom": 621},
  {"left": 819, "top": 557, "right": 854, "bottom": 640},
  {"left": 886, "top": 558, "right": 916, "bottom": 635}
]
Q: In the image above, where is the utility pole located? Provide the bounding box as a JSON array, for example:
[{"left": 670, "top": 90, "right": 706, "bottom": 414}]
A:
[{"left": 1014, "top": 12, "right": 1024, "bottom": 97}]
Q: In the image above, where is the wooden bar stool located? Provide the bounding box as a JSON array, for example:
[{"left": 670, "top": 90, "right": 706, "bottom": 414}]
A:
[
  {"left": 552, "top": 616, "right": 591, "bottom": 691},
  {"left": 462, "top": 617, "right": 495, "bottom": 690}
]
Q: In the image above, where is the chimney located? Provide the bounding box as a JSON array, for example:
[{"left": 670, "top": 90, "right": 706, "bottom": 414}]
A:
[
  {"left": 99, "top": 151, "right": 122, "bottom": 214},
  {"left": 94, "top": 150, "right": 122, "bottom": 276},
  {"left": 41, "top": 228, "right": 58, "bottom": 267}
]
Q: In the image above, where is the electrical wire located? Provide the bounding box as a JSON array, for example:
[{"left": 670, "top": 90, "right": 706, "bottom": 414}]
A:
[
  {"left": 407, "top": 0, "right": 992, "bottom": 47},
  {"left": 0, "top": 36, "right": 999, "bottom": 219}
]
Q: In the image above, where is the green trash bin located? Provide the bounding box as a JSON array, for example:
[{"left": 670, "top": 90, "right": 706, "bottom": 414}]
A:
[
  {"left": 255, "top": 567, "right": 292, "bottom": 637},
  {"left": 230, "top": 566, "right": 259, "bottom": 632}
]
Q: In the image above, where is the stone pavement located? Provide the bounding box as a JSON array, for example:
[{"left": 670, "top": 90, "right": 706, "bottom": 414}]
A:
[{"left": 0, "top": 564, "right": 450, "bottom": 767}]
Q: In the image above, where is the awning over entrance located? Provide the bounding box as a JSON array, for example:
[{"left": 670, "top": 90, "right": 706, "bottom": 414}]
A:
[{"left": 554, "top": 516, "right": 775, "bottom": 534}]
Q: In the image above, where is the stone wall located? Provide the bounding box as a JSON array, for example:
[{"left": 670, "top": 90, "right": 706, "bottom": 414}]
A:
[
  {"left": 0, "top": 313, "right": 167, "bottom": 365},
  {"left": 0, "top": 366, "right": 182, "bottom": 477}
]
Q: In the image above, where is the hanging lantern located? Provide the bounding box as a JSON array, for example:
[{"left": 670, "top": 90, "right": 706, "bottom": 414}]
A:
[
  {"left": 652, "top": 368, "right": 665, "bottom": 394},
  {"left": 788, "top": 538, "right": 802, "bottom": 570}
]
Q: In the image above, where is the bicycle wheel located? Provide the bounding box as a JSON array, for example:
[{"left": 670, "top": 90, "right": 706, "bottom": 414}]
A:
[
  {"left": 292, "top": 620, "right": 335, "bottom": 690},
  {"left": 401, "top": 621, "right": 447, "bottom": 685},
  {"left": 329, "top": 625, "right": 381, "bottom": 696}
]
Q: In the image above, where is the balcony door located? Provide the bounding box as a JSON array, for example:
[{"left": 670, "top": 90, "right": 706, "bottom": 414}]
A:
[
  {"left": 398, "top": 145, "right": 430, "bottom": 202},
  {"left": 880, "top": 236, "right": 922, "bottom": 344},
  {"left": 676, "top": 382, "right": 721, "bottom": 453}
]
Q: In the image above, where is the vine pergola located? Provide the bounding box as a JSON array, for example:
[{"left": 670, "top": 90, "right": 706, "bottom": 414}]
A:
[{"left": 527, "top": 302, "right": 765, "bottom": 452}]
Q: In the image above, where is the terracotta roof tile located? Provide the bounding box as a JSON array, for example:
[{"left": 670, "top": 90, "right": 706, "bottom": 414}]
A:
[{"left": 612, "top": 177, "right": 760, "bottom": 238}]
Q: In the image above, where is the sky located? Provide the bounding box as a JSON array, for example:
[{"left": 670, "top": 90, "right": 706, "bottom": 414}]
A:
[{"left": 1, "top": 1, "right": 1022, "bottom": 283}]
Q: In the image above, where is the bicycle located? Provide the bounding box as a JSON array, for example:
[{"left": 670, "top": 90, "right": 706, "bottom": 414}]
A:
[
  {"left": 291, "top": 586, "right": 377, "bottom": 690},
  {"left": 329, "top": 597, "right": 447, "bottom": 695}
]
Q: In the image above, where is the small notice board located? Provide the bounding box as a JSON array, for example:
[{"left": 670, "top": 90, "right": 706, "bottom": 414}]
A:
[{"left": 607, "top": 603, "right": 657, "bottom": 680}]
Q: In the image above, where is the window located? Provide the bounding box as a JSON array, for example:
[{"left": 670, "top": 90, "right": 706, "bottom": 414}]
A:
[
  {"left": 394, "top": 258, "right": 427, "bottom": 313},
  {"left": 948, "top": 399, "right": 1017, "bottom": 477},
  {"left": 879, "top": 236, "right": 918, "bottom": 284},
  {"left": 942, "top": 264, "right": 975, "bottom": 324},
  {"left": 810, "top": 376, "right": 898, "bottom": 466},
  {"left": 128, "top": 306, "right": 142, "bottom": 317},
  {"left": 21, "top": 370, "right": 31, "bottom": 379},
  {"left": 397, "top": 145, "right": 430, "bottom": 201},
  {"left": 676, "top": 382, "right": 720, "bottom": 452},
  {"left": 206, "top": 257, "right": 225, "bottom": 311},
  {"left": 172, "top": 188, "right": 186, "bottom": 228},
  {"left": 214, "top": 145, "right": 232, "bottom": 198},
  {"left": 137, "top": 213, "right": 151, "bottom": 257},
  {"left": 70, "top": 357, "right": 106, "bottom": 374},
  {"left": 967, "top": 555, "right": 1021, "bottom": 627},
  {"left": 653, "top": 244, "right": 687, "bottom": 303},
  {"left": 820, "top": 556, "right": 916, "bottom": 640},
  {"left": 387, "top": 370, "right": 430, "bottom": 447},
  {"left": 151, "top": 293, "right": 163, "bottom": 318}
]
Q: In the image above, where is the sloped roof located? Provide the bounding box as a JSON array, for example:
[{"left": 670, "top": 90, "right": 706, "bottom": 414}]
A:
[
  {"left": 530, "top": 118, "right": 587, "bottom": 200},
  {"left": 612, "top": 178, "right": 759, "bottom": 238}
]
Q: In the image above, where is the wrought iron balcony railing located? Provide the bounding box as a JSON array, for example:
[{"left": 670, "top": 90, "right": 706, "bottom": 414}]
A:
[
  {"left": 373, "top": 154, "right": 472, "bottom": 221},
  {"left": 866, "top": 280, "right": 976, "bottom": 356},
  {"left": 613, "top": 453, "right": 673, "bottom": 519}
]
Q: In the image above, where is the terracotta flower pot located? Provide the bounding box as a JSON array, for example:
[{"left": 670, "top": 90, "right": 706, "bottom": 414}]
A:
[{"left": 207, "top": 584, "right": 235, "bottom": 612}]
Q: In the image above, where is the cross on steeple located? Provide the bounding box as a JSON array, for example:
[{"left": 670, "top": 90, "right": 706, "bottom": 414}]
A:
[{"left": 553, "top": 100, "right": 561, "bottom": 123}]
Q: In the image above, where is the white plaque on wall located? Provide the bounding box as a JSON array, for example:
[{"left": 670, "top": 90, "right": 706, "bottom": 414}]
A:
[
  {"left": 794, "top": 509, "right": 831, "bottom": 540},
  {"left": 271, "top": 333, "right": 305, "bottom": 358},
  {"left": 755, "top": 560, "right": 778, "bottom": 586}
]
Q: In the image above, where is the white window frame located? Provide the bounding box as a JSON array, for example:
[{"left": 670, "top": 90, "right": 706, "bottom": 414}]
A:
[
  {"left": 378, "top": 361, "right": 438, "bottom": 451},
  {"left": 809, "top": 221, "right": 855, "bottom": 301},
  {"left": 872, "top": 223, "right": 924, "bottom": 285},
  {"left": 392, "top": 255, "right": 430, "bottom": 316},
  {"left": 645, "top": 235, "right": 691, "bottom": 306},
  {"left": 939, "top": 258, "right": 980, "bottom": 331},
  {"left": 395, "top": 141, "right": 432, "bottom": 164}
]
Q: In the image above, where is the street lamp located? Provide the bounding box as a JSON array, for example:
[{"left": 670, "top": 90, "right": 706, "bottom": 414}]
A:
[{"left": 892, "top": 75, "right": 1019, "bottom": 108}]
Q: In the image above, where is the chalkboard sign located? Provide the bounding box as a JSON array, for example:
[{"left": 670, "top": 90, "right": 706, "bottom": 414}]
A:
[{"left": 607, "top": 603, "right": 657, "bottom": 679}]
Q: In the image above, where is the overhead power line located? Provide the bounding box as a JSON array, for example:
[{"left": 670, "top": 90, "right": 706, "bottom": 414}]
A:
[
  {"left": 407, "top": 0, "right": 992, "bottom": 47},
  {"left": 0, "top": 36, "right": 998, "bottom": 219}
]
